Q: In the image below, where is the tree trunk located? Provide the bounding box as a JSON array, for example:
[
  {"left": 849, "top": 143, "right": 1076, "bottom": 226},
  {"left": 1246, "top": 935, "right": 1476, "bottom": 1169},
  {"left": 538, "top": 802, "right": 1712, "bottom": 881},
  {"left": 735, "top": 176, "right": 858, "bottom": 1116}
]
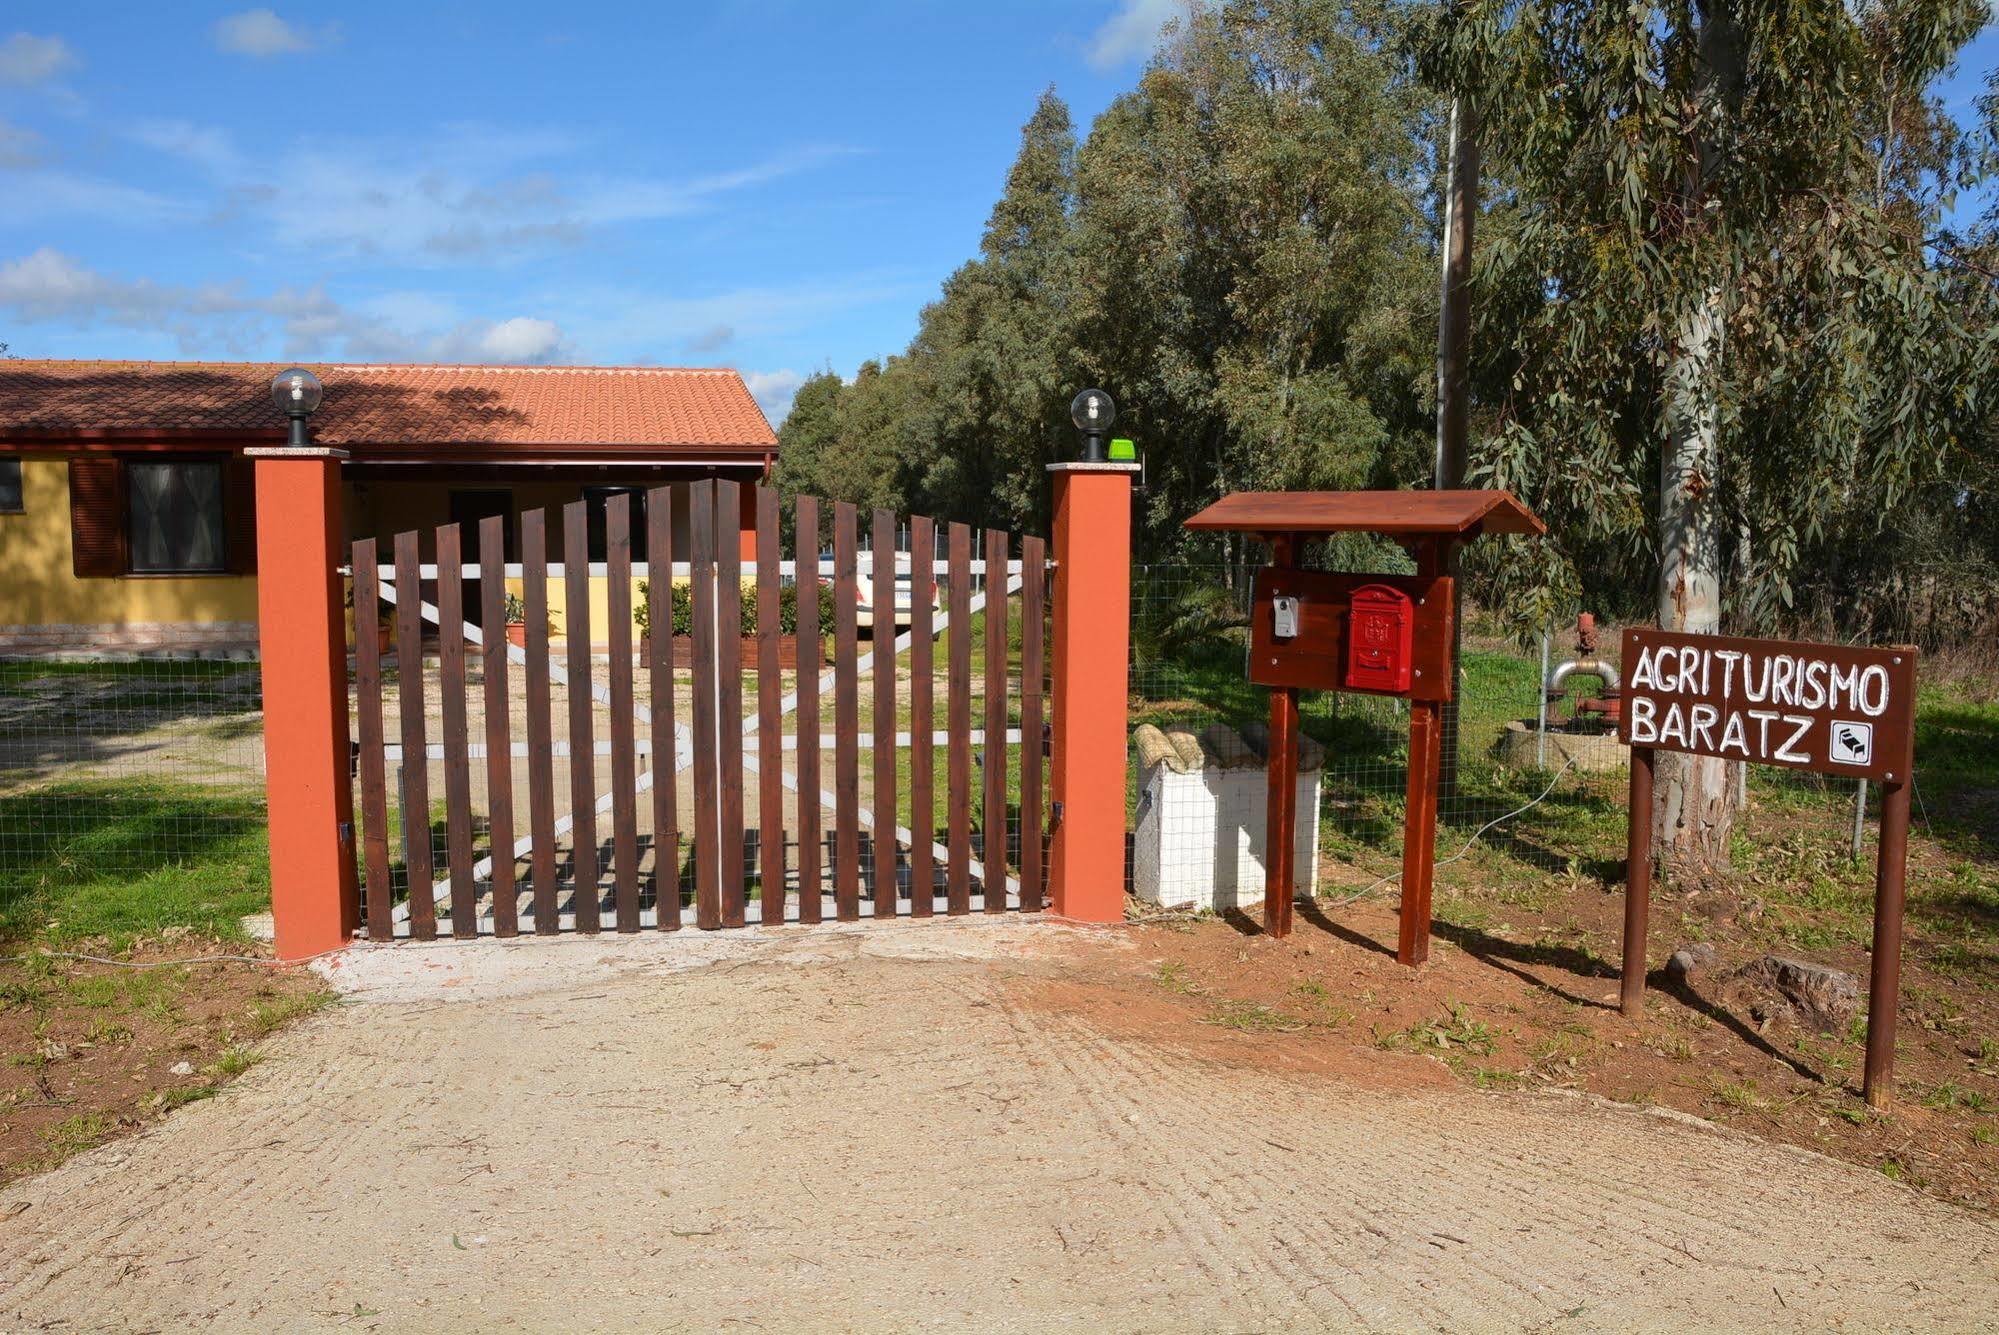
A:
[
  {"left": 1652, "top": 1, "right": 1746, "bottom": 878},
  {"left": 1655, "top": 287, "right": 1735, "bottom": 873},
  {"left": 1434, "top": 96, "right": 1479, "bottom": 800}
]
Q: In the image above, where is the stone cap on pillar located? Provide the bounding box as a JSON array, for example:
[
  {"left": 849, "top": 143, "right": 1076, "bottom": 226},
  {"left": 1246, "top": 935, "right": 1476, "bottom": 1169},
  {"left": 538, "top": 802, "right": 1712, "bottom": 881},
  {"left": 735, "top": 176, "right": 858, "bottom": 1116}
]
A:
[
  {"left": 245, "top": 446, "right": 350, "bottom": 459},
  {"left": 1047, "top": 461, "right": 1142, "bottom": 475}
]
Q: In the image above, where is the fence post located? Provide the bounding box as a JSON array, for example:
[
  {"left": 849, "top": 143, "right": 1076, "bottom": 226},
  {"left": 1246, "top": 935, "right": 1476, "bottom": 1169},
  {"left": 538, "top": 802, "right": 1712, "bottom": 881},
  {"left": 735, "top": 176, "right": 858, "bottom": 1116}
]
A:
[
  {"left": 1046, "top": 460, "right": 1141, "bottom": 923},
  {"left": 248, "top": 446, "right": 358, "bottom": 960}
]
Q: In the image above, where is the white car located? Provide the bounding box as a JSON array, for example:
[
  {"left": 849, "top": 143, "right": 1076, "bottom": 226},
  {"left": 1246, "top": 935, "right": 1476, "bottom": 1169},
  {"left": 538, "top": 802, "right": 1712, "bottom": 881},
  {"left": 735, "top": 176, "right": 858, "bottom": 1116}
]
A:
[{"left": 820, "top": 551, "right": 940, "bottom": 631}]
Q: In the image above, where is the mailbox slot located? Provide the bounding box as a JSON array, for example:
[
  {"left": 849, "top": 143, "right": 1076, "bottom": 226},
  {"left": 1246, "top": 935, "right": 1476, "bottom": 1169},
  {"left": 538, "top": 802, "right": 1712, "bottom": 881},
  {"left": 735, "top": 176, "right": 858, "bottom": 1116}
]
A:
[{"left": 1346, "top": 584, "right": 1413, "bottom": 694}]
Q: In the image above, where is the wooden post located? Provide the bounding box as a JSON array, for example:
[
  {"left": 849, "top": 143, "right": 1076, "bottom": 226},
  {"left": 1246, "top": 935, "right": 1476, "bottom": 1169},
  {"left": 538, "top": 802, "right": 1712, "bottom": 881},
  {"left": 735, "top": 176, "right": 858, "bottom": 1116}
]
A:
[
  {"left": 248, "top": 447, "right": 358, "bottom": 960},
  {"left": 1398, "top": 698, "right": 1442, "bottom": 966},
  {"left": 1262, "top": 534, "right": 1302, "bottom": 938},
  {"left": 1396, "top": 538, "right": 1450, "bottom": 967},
  {"left": 1045, "top": 460, "right": 1140, "bottom": 923},
  {"left": 1265, "top": 686, "right": 1300, "bottom": 938},
  {"left": 1621, "top": 745, "right": 1656, "bottom": 1017},
  {"left": 1864, "top": 778, "right": 1911, "bottom": 1108}
]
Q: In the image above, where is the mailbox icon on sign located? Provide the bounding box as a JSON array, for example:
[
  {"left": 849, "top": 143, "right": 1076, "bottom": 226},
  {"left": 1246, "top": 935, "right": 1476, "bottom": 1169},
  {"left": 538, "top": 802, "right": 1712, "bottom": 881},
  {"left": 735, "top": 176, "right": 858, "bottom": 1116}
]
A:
[{"left": 1346, "top": 584, "right": 1413, "bottom": 694}]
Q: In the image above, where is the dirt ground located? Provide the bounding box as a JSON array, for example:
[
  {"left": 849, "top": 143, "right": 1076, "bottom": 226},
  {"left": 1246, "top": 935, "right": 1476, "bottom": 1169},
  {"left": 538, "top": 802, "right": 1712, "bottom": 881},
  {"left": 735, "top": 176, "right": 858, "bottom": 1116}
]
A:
[
  {"left": 2, "top": 920, "right": 1995, "bottom": 1333},
  {"left": 0, "top": 939, "right": 328, "bottom": 1187},
  {"left": 1127, "top": 887, "right": 1999, "bottom": 1215}
]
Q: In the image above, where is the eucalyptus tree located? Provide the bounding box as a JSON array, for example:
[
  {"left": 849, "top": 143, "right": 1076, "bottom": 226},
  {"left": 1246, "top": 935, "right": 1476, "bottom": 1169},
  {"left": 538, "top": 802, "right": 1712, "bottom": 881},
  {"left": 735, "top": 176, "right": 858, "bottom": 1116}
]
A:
[
  {"left": 1421, "top": 0, "right": 1990, "bottom": 870},
  {"left": 1074, "top": 0, "right": 1437, "bottom": 570}
]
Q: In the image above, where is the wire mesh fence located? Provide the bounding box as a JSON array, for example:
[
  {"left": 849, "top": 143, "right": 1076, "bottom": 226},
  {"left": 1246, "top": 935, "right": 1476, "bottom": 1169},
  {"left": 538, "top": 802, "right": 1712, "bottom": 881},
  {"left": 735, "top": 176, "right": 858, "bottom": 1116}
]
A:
[
  {"left": 1127, "top": 564, "right": 1886, "bottom": 898},
  {"left": 0, "top": 654, "right": 267, "bottom": 938}
]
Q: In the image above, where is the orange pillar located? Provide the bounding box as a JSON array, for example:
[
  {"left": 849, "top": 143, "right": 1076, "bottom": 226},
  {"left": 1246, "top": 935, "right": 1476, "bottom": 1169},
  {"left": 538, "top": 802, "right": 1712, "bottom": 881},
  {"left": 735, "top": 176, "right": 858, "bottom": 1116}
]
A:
[
  {"left": 249, "top": 447, "right": 359, "bottom": 960},
  {"left": 1046, "top": 461, "right": 1139, "bottom": 923},
  {"left": 738, "top": 475, "right": 758, "bottom": 563}
]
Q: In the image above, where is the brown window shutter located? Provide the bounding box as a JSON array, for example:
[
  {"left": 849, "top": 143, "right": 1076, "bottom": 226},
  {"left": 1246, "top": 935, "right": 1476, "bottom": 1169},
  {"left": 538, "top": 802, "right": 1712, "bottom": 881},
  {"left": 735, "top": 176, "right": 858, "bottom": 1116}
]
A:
[
  {"left": 68, "top": 458, "right": 127, "bottom": 578},
  {"left": 225, "top": 456, "right": 257, "bottom": 574}
]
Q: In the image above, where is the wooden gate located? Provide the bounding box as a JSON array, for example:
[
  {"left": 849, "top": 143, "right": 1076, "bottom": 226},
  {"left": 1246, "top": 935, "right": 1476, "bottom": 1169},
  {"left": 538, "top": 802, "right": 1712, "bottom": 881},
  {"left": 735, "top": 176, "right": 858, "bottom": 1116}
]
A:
[{"left": 348, "top": 481, "right": 1048, "bottom": 938}]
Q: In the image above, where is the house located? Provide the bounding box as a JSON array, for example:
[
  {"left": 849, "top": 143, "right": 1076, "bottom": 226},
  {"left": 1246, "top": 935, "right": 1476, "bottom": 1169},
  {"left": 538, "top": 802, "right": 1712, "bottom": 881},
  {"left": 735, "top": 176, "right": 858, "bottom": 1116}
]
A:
[{"left": 0, "top": 360, "right": 777, "bottom": 654}]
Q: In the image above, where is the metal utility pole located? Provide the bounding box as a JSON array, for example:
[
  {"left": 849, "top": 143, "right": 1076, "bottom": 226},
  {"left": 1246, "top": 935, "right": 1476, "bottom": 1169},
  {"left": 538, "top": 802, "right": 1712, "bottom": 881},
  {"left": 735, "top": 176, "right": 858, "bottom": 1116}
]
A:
[{"left": 1435, "top": 96, "right": 1479, "bottom": 797}]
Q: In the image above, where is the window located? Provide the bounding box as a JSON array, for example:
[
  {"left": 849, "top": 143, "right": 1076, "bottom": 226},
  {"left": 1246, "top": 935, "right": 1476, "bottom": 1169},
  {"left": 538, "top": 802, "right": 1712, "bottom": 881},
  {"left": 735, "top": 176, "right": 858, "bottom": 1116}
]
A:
[
  {"left": 127, "top": 461, "right": 227, "bottom": 573},
  {"left": 0, "top": 460, "right": 20, "bottom": 513},
  {"left": 582, "top": 486, "right": 647, "bottom": 562}
]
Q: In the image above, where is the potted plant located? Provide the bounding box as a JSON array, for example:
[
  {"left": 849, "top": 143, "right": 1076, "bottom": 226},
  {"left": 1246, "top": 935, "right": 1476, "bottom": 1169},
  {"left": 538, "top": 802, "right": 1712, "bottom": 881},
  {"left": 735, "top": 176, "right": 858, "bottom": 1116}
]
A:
[
  {"left": 346, "top": 583, "right": 397, "bottom": 654},
  {"left": 503, "top": 592, "right": 531, "bottom": 648}
]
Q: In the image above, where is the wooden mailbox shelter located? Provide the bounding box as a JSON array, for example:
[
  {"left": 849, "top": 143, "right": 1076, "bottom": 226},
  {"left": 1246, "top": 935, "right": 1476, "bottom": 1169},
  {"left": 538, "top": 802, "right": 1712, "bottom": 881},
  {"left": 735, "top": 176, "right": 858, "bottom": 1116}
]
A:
[{"left": 1184, "top": 489, "right": 1545, "bottom": 964}]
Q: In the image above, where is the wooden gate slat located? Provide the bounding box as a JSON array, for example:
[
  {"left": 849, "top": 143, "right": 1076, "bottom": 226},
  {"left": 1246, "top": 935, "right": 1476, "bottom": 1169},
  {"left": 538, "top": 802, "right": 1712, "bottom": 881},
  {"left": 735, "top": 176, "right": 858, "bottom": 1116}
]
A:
[
  {"left": 393, "top": 530, "right": 436, "bottom": 940},
  {"left": 1018, "top": 535, "right": 1046, "bottom": 913},
  {"left": 871, "top": 509, "right": 898, "bottom": 918},
  {"left": 478, "top": 516, "right": 517, "bottom": 937},
  {"left": 647, "top": 486, "right": 679, "bottom": 930},
  {"left": 756, "top": 487, "right": 786, "bottom": 925},
  {"left": 833, "top": 502, "right": 861, "bottom": 921},
  {"left": 563, "top": 499, "right": 600, "bottom": 933},
  {"left": 907, "top": 516, "right": 935, "bottom": 917},
  {"left": 946, "top": 523, "right": 972, "bottom": 915},
  {"left": 793, "top": 497, "right": 823, "bottom": 924},
  {"left": 689, "top": 481, "right": 721, "bottom": 930},
  {"left": 982, "top": 529, "right": 1009, "bottom": 912},
  {"left": 522, "top": 509, "right": 559, "bottom": 934},
  {"left": 437, "top": 523, "right": 477, "bottom": 936},
  {"left": 352, "top": 538, "right": 393, "bottom": 939},
  {"left": 716, "top": 481, "right": 747, "bottom": 929},
  {"left": 606, "top": 495, "right": 641, "bottom": 933}
]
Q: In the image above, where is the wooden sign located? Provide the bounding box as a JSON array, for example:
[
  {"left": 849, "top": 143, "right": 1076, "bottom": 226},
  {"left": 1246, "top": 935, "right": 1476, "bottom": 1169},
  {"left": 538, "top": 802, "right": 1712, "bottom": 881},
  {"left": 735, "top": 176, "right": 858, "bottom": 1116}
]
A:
[
  {"left": 1249, "top": 568, "right": 1454, "bottom": 702},
  {"left": 1615, "top": 626, "right": 1919, "bottom": 1110},
  {"left": 1616, "top": 629, "right": 1916, "bottom": 784}
]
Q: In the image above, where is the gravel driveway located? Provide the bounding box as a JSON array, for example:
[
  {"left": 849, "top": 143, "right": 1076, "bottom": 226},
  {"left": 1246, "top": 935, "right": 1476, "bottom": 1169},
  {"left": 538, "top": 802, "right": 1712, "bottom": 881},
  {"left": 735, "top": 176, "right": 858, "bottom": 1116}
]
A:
[{"left": 3, "top": 920, "right": 1994, "bottom": 1332}]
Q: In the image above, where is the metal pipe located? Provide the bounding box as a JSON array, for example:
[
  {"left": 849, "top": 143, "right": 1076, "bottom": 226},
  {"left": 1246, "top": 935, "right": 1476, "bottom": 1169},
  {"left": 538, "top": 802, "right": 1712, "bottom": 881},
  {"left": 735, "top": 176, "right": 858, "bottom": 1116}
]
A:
[
  {"left": 1536, "top": 628, "right": 1551, "bottom": 768},
  {"left": 1546, "top": 656, "right": 1621, "bottom": 695},
  {"left": 1851, "top": 779, "right": 1868, "bottom": 863}
]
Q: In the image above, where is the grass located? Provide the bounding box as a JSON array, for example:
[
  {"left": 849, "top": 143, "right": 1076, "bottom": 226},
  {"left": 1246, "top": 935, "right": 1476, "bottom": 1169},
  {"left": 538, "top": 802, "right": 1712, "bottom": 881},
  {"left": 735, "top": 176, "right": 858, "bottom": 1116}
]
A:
[
  {"left": 1379, "top": 1001, "right": 1501, "bottom": 1061},
  {"left": 1203, "top": 998, "right": 1308, "bottom": 1033},
  {"left": 0, "top": 781, "right": 270, "bottom": 947}
]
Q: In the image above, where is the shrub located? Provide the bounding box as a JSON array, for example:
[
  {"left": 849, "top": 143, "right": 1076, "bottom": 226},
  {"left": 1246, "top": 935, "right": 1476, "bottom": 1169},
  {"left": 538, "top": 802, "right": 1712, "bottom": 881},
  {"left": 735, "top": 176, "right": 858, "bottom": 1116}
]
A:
[{"left": 635, "top": 581, "right": 799, "bottom": 637}]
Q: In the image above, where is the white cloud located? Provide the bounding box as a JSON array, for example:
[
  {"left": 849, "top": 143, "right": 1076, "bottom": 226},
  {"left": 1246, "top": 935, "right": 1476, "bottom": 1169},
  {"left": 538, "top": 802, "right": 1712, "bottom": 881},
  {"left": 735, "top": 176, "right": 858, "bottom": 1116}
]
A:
[
  {"left": 130, "top": 119, "right": 240, "bottom": 174},
  {"left": 743, "top": 369, "right": 803, "bottom": 426},
  {"left": 1087, "top": 0, "right": 1190, "bottom": 70},
  {"left": 478, "top": 316, "right": 563, "bottom": 362},
  {"left": 0, "top": 120, "right": 41, "bottom": 168},
  {"left": 0, "top": 32, "right": 76, "bottom": 87},
  {"left": 0, "top": 247, "right": 567, "bottom": 364},
  {"left": 126, "top": 120, "right": 853, "bottom": 265},
  {"left": 213, "top": 9, "right": 336, "bottom": 57},
  {"left": 0, "top": 167, "right": 191, "bottom": 225}
]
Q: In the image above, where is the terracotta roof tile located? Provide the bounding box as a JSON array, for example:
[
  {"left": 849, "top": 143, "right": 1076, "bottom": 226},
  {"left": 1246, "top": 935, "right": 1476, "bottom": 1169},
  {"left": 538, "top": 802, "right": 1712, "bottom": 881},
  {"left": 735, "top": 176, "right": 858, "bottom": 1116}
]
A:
[{"left": 0, "top": 360, "right": 778, "bottom": 450}]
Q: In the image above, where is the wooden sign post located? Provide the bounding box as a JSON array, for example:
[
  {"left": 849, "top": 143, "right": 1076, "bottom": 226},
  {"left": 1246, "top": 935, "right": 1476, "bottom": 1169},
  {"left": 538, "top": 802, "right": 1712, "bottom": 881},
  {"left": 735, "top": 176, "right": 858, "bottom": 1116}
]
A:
[
  {"left": 1616, "top": 628, "right": 1919, "bottom": 1107},
  {"left": 1183, "top": 490, "right": 1545, "bottom": 964}
]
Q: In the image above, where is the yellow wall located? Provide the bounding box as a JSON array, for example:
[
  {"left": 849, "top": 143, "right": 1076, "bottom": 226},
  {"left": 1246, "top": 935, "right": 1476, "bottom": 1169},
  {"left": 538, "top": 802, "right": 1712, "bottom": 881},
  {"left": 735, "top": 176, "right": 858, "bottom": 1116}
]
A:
[{"left": 0, "top": 459, "right": 258, "bottom": 630}]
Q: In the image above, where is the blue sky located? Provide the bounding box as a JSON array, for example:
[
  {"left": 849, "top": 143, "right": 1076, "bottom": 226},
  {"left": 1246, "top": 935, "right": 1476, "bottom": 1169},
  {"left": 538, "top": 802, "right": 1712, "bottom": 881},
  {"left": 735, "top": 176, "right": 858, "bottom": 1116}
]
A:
[
  {"left": 0, "top": 2, "right": 1184, "bottom": 425},
  {"left": 1, "top": 3, "right": 1994, "bottom": 427}
]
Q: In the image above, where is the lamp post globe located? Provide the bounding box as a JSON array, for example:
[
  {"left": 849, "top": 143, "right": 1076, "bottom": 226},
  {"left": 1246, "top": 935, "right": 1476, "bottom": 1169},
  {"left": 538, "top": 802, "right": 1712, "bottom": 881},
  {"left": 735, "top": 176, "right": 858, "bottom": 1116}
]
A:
[
  {"left": 1070, "top": 388, "right": 1116, "bottom": 462},
  {"left": 270, "top": 367, "right": 324, "bottom": 448}
]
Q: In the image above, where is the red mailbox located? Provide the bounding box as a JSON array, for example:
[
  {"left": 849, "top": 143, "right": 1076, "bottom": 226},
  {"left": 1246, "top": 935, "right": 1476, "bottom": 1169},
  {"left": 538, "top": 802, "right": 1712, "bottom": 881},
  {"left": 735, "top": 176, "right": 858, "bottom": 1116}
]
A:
[
  {"left": 1182, "top": 489, "right": 1547, "bottom": 959},
  {"left": 1346, "top": 583, "right": 1413, "bottom": 694}
]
